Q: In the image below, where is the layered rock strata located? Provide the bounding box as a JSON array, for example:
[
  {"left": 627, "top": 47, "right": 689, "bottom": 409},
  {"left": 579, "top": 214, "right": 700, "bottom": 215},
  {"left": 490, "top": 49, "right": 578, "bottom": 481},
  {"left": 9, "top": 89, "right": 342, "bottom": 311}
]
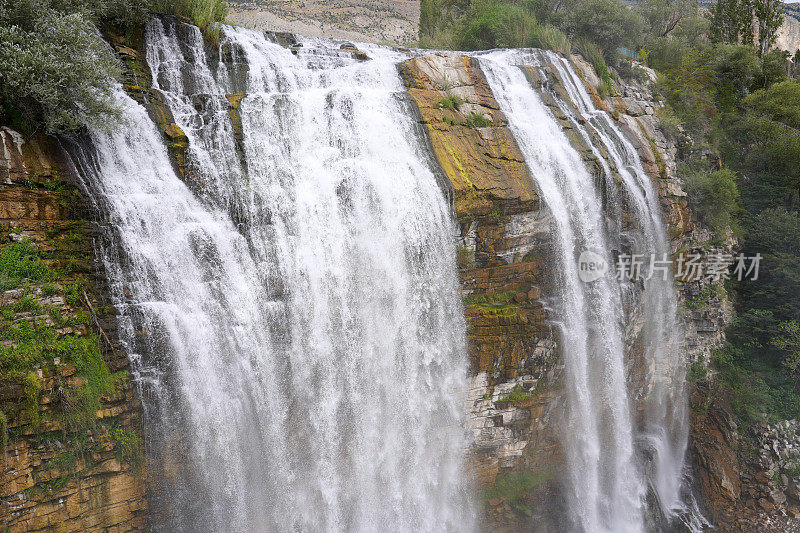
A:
[
  {"left": 401, "top": 51, "right": 567, "bottom": 530},
  {"left": 0, "top": 131, "right": 145, "bottom": 531}
]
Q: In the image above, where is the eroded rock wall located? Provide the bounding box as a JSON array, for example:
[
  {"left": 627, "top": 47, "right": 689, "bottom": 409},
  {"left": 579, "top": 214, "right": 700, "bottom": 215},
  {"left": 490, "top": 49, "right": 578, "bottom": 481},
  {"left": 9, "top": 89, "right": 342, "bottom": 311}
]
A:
[
  {"left": 400, "top": 51, "right": 567, "bottom": 530},
  {"left": 0, "top": 131, "right": 145, "bottom": 532}
]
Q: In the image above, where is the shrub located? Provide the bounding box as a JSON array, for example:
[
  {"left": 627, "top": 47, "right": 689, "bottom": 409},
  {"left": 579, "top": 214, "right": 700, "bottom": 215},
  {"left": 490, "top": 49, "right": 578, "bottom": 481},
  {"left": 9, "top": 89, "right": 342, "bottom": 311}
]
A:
[
  {"left": 437, "top": 95, "right": 464, "bottom": 111},
  {"left": 684, "top": 167, "right": 739, "bottom": 234},
  {"left": 23, "top": 371, "right": 41, "bottom": 426},
  {"left": 574, "top": 37, "right": 613, "bottom": 97},
  {"left": 152, "top": 0, "right": 228, "bottom": 37},
  {"left": 111, "top": 427, "right": 143, "bottom": 468},
  {"left": 456, "top": 1, "right": 535, "bottom": 50},
  {"left": 564, "top": 0, "right": 643, "bottom": 57},
  {"left": 0, "top": 4, "right": 123, "bottom": 134},
  {"left": 465, "top": 112, "right": 491, "bottom": 128},
  {"left": 526, "top": 22, "right": 571, "bottom": 55}
]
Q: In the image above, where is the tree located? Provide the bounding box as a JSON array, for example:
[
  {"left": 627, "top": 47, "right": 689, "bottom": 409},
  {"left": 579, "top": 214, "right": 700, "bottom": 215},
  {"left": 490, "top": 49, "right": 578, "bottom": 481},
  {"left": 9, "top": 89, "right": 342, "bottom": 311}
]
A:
[
  {"left": 637, "top": 0, "right": 697, "bottom": 38},
  {"left": 752, "top": 0, "right": 784, "bottom": 55},
  {"left": 564, "top": 0, "right": 644, "bottom": 57},
  {"left": 774, "top": 321, "right": 800, "bottom": 382},
  {"left": 710, "top": 0, "right": 754, "bottom": 46}
]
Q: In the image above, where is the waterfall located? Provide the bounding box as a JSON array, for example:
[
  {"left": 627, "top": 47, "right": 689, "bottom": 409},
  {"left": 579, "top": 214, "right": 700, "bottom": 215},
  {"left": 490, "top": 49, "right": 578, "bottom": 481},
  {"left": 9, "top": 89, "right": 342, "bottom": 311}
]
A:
[
  {"left": 62, "top": 14, "right": 695, "bottom": 531},
  {"left": 476, "top": 50, "right": 694, "bottom": 531},
  {"left": 69, "top": 18, "right": 474, "bottom": 532}
]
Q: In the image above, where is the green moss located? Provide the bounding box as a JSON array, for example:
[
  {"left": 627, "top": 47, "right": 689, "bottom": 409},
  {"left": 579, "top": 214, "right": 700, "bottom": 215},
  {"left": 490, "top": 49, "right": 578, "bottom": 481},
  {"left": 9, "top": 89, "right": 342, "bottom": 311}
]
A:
[
  {"left": 482, "top": 470, "right": 552, "bottom": 515},
  {"left": 111, "top": 427, "right": 143, "bottom": 468},
  {"left": 498, "top": 383, "right": 532, "bottom": 403},
  {"left": 0, "top": 241, "right": 55, "bottom": 290},
  {"left": 463, "top": 290, "right": 523, "bottom": 317},
  {"left": 456, "top": 245, "right": 475, "bottom": 270},
  {"left": 686, "top": 284, "right": 725, "bottom": 310},
  {"left": 23, "top": 371, "right": 41, "bottom": 427}
]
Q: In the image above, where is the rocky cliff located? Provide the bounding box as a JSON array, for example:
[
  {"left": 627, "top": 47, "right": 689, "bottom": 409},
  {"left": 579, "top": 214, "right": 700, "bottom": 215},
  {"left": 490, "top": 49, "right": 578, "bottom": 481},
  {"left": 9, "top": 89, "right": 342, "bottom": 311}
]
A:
[
  {"left": 0, "top": 131, "right": 145, "bottom": 531},
  {"left": 400, "top": 51, "right": 566, "bottom": 529}
]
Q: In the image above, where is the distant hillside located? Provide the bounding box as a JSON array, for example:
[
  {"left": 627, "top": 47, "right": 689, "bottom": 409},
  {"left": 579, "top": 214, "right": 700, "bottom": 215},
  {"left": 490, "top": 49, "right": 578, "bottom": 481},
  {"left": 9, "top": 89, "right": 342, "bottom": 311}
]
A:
[{"left": 226, "top": 0, "right": 420, "bottom": 45}]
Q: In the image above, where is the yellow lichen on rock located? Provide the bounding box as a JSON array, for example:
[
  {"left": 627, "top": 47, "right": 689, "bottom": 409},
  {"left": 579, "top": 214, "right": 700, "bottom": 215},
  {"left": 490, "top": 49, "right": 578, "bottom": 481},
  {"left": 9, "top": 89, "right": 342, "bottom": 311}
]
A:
[{"left": 399, "top": 53, "right": 537, "bottom": 218}]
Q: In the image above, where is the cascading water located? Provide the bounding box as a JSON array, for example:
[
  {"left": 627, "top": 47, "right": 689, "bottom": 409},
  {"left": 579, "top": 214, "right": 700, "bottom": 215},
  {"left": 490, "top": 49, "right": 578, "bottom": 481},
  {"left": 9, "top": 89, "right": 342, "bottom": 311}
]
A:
[
  {"left": 542, "top": 52, "right": 701, "bottom": 529},
  {"left": 63, "top": 14, "right": 696, "bottom": 531},
  {"left": 476, "top": 49, "right": 695, "bottom": 531},
  {"left": 70, "top": 18, "right": 474, "bottom": 532}
]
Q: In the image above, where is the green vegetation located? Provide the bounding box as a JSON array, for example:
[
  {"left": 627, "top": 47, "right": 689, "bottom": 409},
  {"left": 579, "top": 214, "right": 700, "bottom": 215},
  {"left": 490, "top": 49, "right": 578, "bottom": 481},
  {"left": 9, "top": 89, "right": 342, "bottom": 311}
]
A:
[
  {"left": 482, "top": 470, "right": 551, "bottom": 515},
  {"left": 111, "top": 426, "right": 143, "bottom": 468},
  {"left": 463, "top": 290, "right": 521, "bottom": 316},
  {"left": 683, "top": 167, "right": 739, "bottom": 235},
  {"left": 23, "top": 371, "right": 41, "bottom": 426},
  {"left": 465, "top": 112, "right": 492, "bottom": 128},
  {"left": 437, "top": 94, "right": 464, "bottom": 111},
  {"left": 499, "top": 383, "right": 533, "bottom": 403},
  {"left": 0, "top": 241, "right": 55, "bottom": 291},
  {"left": 456, "top": 244, "right": 475, "bottom": 269},
  {"left": 0, "top": 0, "right": 228, "bottom": 134},
  {"left": 422, "top": 0, "right": 800, "bottom": 429}
]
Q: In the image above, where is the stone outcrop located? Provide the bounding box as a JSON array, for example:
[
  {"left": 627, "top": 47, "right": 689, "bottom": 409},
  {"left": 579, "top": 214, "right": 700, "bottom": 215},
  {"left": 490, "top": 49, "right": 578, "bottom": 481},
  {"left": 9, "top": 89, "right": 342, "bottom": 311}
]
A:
[
  {"left": 0, "top": 131, "right": 145, "bottom": 531},
  {"left": 399, "top": 53, "right": 538, "bottom": 218},
  {"left": 401, "top": 51, "right": 566, "bottom": 531}
]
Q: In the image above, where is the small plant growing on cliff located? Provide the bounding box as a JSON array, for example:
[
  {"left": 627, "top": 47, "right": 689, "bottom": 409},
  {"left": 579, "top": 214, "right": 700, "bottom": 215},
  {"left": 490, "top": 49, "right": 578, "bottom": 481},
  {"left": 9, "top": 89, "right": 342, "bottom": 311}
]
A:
[
  {"left": 23, "top": 371, "right": 41, "bottom": 427},
  {"left": 111, "top": 427, "right": 143, "bottom": 469},
  {"left": 436, "top": 95, "right": 463, "bottom": 112},
  {"left": 499, "top": 384, "right": 532, "bottom": 403},
  {"left": 456, "top": 245, "right": 475, "bottom": 270},
  {"left": 465, "top": 112, "right": 491, "bottom": 128},
  {"left": 482, "top": 470, "right": 551, "bottom": 515}
]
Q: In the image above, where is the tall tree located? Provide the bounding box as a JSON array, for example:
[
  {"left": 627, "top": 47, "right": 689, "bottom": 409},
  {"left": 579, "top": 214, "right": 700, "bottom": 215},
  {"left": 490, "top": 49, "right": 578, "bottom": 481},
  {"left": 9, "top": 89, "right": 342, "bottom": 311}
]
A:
[
  {"left": 710, "top": 0, "right": 754, "bottom": 45},
  {"left": 752, "top": 0, "right": 784, "bottom": 55}
]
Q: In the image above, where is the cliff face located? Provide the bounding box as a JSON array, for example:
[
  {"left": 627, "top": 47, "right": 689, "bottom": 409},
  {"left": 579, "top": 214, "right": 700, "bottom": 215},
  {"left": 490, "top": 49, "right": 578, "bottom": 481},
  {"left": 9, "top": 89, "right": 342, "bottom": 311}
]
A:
[
  {"left": 0, "top": 131, "right": 145, "bottom": 531},
  {"left": 399, "top": 47, "right": 766, "bottom": 531},
  {"left": 227, "top": 0, "right": 419, "bottom": 45},
  {"left": 400, "top": 52, "right": 566, "bottom": 530}
]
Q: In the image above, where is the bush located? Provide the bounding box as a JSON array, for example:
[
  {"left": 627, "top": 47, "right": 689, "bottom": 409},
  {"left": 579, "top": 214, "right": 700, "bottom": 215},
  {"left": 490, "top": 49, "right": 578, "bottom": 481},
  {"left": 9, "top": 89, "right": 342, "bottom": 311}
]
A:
[
  {"left": 564, "top": 0, "right": 643, "bottom": 58},
  {"left": 526, "top": 22, "right": 570, "bottom": 55},
  {"left": 0, "top": 0, "right": 228, "bottom": 134},
  {"left": 0, "top": 2, "right": 127, "bottom": 134},
  {"left": 437, "top": 95, "right": 464, "bottom": 111},
  {"left": 465, "top": 112, "right": 491, "bottom": 127},
  {"left": 684, "top": 167, "right": 739, "bottom": 234},
  {"left": 152, "top": 0, "right": 228, "bottom": 38},
  {"left": 456, "top": 1, "right": 535, "bottom": 50},
  {"left": 574, "top": 37, "right": 613, "bottom": 97}
]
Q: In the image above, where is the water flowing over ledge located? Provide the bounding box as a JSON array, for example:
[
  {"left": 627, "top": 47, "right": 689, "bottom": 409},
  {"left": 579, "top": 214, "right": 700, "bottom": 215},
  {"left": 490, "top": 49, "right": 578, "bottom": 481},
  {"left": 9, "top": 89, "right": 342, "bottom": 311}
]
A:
[{"left": 63, "top": 17, "right": 696, "bottom": 533}]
